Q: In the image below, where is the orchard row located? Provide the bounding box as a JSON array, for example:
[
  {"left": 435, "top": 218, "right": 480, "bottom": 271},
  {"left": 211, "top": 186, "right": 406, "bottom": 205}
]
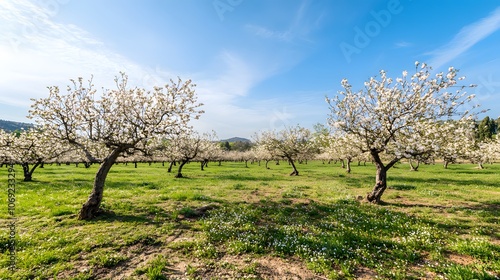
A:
[{"left": 1, "top": 63, "right": 499, "bottom": 219}]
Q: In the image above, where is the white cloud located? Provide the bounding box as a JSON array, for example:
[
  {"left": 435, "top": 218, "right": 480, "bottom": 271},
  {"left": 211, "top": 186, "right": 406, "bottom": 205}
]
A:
[{"left": 427, "top": 7, "right": 500, "bottom": 70}]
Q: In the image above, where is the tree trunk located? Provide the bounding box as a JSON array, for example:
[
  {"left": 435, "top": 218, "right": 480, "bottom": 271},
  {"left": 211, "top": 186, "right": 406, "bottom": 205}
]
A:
[
  {"left": 265, "top": 160, "right": 270, "bottom": 169},
  {"left": 78, "top": 148, "right": 123, "bottom": 220},
  {"left": 367, "top": 164, "right": 388, "bottom": 203},
  {"left": 22, "top": 163, "right": 31, "bottom": 182},
  {"left": 200, "top": 161, "right": 204, "bottom": 171},
  {"left": 341, "top": 159, "right": 345, "bottom": 169},
  {"left": 175, "top": 160, "right": 188, "bottom": 178},
  {"left": 443, "top": 160, "right": 449, "bottom": 169},
  {"left": 409, "top": 159, "right": 420, "bottom": 171},
  {"left": 289, "top": 158, "right": 299, "bottom": 176},
  {"left": 168, "top": 161, "right": 174, "bottom": 173},
  {"left": 22, "top": 161, "right": 41, "bottom": 182},
  {"left": 366, "top": 150, "right": 396, "bottom": 204},
  {"left": 478, "top": 162, "right": 484, "bottom": 169},
  {"left": 346, "top": 158, "right": 352, "bottom": 173}
]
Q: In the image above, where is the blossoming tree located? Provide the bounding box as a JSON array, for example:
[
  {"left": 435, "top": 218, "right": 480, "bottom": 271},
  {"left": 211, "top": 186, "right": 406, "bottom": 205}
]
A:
[
  {"left": 0, "top": 128, "right": 70, "bottom": 181},
  {"left": 326, "top": 62, "right": 480, "bottom": 203},
  {"left": 156, "top": 131, "right": 214, "bottom": 178},
  {"left": 255, "top": 125, "right": 316, "bottom": 176},
  {"left": 29, "top": 73, "right": 203, "bottom": 219}
]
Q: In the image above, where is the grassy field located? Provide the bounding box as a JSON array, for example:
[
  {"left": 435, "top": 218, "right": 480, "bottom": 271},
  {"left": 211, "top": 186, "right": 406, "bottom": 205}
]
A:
[{"left": 0, "top": 160, "right": 499, "bottom": 279}]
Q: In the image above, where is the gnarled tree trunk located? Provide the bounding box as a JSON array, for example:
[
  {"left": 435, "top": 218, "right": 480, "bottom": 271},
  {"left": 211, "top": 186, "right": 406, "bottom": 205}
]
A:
[
  {"left": 78, "top": 148, "right": 123, "bottom": 220},
  {"left": 367, "top": 164, "right": 387, "bottom": 203},
  {"left": 21, "top": 160, "right": 42, "bottom": 182},
  {"left": 366, "top": 150, "right": 397, "bottom": 204},
  {"left": 175, "top": 160, "right": 188, "bottom": 178}
]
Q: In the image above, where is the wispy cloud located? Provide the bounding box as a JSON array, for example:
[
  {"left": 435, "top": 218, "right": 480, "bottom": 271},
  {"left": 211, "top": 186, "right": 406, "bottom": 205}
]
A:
[
  {"left": 245, "top": 24, "right": 293, "bottom": 41},
  {"left": 395, "top": 41, "right": 412, "bottom": 48},
  {"left": 427, "top": 7, "right": 500, "bottom": 69},
  {"left": 245, "top": 0, "right": 319, "bottom": 43}
]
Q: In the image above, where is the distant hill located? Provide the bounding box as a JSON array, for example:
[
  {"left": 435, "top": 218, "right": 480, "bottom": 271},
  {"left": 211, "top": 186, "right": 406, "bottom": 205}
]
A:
[
  {"left": 222, "top": 137, "right": 251, "bottom": 143},
  {"left": 0, "top": 119, "right": 34, "bottom": 132}
]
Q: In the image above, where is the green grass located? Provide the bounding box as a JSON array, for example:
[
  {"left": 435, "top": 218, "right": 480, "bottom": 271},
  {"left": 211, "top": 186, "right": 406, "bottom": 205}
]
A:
[{"left": 0, "top": 161, "right": 499, "bottom": 279}]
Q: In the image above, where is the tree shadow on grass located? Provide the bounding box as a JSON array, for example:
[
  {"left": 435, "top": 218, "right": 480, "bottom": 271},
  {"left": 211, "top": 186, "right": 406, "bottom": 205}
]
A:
[
  {"left": 389, "top": 175, "right": 500, "bottom": 188},
  {"left": 388, "top": 184, "right": 417, "bottom": 190},
  {"left": 385, "top": 200, "right": 500, "bottom": 239},
  {"left": 215, "top": 174, "right": 276, "bottom": 181},
  {"left": 91, "top": 211, "right": 151, "bottom": 223}
]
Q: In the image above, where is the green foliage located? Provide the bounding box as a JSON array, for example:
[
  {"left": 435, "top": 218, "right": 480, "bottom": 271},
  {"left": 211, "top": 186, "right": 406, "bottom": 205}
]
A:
[
  {"left": 0, "top": 119, "right": 34, "bottom": 133},
  {"left": 220, "top": 140, "right": 231, "bottom": 151},
  {"left": 476, "top": 116, "right": 498, "bottom": 141},
  {"left": 231, "top": 140, "right": 253, "bottom": 151}
]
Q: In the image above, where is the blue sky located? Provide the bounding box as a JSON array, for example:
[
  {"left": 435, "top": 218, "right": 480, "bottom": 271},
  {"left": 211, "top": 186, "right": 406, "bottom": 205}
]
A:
[{"left": 1, "top": 0, "right": 500, "bottom": 139}]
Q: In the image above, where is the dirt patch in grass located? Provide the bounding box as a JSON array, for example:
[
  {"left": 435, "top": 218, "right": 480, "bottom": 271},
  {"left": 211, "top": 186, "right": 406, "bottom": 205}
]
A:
[
  {"left": 192, "top": 255, "right": 323, "bottom": 280},
  {"left": 447, "top": 253, "right": 476, "bottom": 266},
  {"left": 354, "top": 267, "right": 378, "bottom": 280}
]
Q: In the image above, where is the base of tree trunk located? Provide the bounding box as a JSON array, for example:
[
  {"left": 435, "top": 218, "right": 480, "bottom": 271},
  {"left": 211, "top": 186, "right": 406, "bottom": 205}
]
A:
[
  {"left": 175, "top": 173, "right": 183, "bottom": 178},
  {"left": 366, "top": 181, "right": 386, "bottom": 204},
  {"left": 78, "top": 202, "right": 102, "bottom": 220},
  {"left": 289, "top": 170, "right": 299, "bottom": 176}
]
